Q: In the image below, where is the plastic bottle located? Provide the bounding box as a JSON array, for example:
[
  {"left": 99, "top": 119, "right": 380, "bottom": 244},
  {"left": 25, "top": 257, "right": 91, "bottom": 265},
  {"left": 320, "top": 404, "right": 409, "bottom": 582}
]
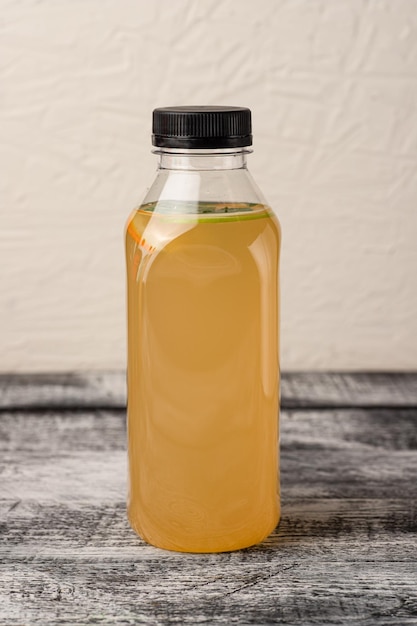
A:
[{"left": 125, "top": 106, "right": 281, "bottom": 552}]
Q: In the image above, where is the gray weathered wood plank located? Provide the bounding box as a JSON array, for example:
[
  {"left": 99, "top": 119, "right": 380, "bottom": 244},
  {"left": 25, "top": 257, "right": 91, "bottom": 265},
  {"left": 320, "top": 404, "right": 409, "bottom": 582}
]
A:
[
  {"left": 0, "top": 372, "right": 126, "bottom": 410},
  {"left": 1, "top": 555, "right": 416, "bottom": 626},
  {"left": 1, "top": 409, "right": 416, "bottom": 501},
  {"left": 0, "top": 371, "right": 416, "bottom": 410},
  {"left": 282, "top": 371, "right": 417, "bottom": 408},
  {"left": 1, "top": 498, "right": 416, "bottom": 561},
  {"left": 1, "top": 398, "right": 417, "bottom": 625}
]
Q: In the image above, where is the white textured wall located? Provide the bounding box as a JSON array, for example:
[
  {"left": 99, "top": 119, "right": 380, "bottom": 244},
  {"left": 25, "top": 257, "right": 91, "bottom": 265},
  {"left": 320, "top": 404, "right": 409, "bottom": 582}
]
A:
[{"left": 1, "top": 0, "right": 417, "bottom": 372}]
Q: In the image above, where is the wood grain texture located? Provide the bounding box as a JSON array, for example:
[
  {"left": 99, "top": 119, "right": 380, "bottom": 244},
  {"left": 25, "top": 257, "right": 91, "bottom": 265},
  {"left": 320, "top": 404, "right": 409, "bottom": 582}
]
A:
[
  {"left": 0, "top": 371, "right": 416, "bottom": 410},
  {"left": 0, "top": 374, "right": 416, "bottom": 625},
  {"left": 0, "top": 372, "right": 126, "bottom": 410}
]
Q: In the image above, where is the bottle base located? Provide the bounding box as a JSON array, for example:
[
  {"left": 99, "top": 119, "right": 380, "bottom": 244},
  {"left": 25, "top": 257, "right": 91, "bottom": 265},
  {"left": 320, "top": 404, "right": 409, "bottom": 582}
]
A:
[{"left": 128, "top": 510, "right": 280, "bottom": 554}]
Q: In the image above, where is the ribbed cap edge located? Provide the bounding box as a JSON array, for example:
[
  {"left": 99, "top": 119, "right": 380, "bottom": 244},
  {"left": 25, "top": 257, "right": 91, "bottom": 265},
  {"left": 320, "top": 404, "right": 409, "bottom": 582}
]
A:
[{"left": 152, "top": 106, "right": 252, "bottom": 148}]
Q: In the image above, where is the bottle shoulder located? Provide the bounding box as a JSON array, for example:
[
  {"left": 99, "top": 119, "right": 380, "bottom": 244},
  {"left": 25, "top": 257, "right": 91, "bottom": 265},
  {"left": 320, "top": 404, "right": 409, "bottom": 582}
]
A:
[
  {"left": 267, "top": 210, "right": 281, "bottom": 240},
  {"left": 125, "top": 205, "right": 280, "bottom": 263},
  {"left": 139, "top": 165, "right": 269, "bottom": 208}
]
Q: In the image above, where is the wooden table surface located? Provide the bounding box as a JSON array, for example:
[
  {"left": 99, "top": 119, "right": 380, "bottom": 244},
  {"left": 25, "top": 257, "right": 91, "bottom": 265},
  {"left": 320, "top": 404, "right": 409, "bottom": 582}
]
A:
[{"left": 0, "top": 372, "right": 416, "bottom": 625}]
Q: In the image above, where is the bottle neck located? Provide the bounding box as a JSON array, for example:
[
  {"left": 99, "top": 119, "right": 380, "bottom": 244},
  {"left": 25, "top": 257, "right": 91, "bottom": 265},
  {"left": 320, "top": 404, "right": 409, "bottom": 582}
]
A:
[{"left": 154, "top": 147, "right": 250, "bottom": 171}]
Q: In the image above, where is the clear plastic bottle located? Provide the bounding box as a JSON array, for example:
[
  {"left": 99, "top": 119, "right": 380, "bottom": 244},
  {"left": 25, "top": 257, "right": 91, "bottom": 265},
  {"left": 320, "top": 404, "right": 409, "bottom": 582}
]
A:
[{"left": 125, "top": 106, "right": 281, "bottom": 552}]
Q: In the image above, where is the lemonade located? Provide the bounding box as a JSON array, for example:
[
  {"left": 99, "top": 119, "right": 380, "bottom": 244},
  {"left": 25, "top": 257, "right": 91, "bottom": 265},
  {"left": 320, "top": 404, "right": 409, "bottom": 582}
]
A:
[{"left": 126, "top": 202, "right": 281, "bottom": 552}]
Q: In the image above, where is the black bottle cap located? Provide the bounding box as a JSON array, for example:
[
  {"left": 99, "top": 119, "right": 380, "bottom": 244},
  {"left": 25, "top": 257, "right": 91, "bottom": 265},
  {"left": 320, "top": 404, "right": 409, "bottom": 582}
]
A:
[{"left": 152, "top": 106, "right": 252, "bottom": 149}]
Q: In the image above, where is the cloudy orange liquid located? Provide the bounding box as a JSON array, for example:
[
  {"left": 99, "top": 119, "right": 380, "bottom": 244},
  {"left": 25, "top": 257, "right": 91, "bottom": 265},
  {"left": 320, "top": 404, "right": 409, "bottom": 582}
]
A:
[{"left": 125, "top": 202, "right": 280, "bottom": 552}]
